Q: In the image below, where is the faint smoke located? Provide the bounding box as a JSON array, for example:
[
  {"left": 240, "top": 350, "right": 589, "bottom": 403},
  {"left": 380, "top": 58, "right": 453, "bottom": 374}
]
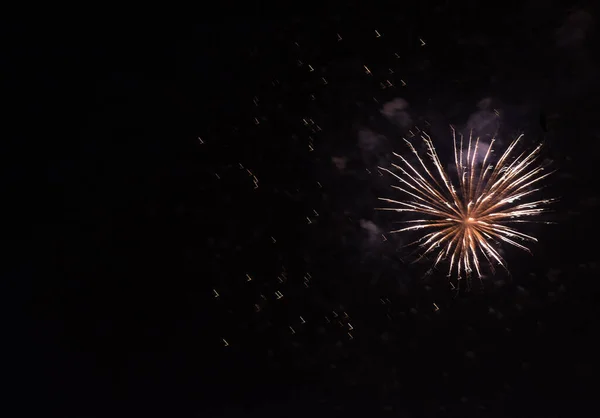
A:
[
  {"left": 358, "top": 129, "right": 383, "bottom": 152},
  {"left": 459, "top": 98, "right": 500, "bottom": 165},
  {"left": 466, "top": 98, "right": 500, "bottom": 139},
  {"left": 556, "top": 9, "right": 594, "bottom": 48},
  {"left": 332, "top": 156, "right": 347, "bottom": 171},
  {"left": 360, "top": 219, "right": 381, "bottom": 243},
  {"left": 380, "top": 98, "right": 412, "bottom": 128}
]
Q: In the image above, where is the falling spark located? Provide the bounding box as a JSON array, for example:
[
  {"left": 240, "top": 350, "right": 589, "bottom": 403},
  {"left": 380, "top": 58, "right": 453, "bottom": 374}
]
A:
[{"left": 377, "top": 128, "right": 555, "bottom": 279}]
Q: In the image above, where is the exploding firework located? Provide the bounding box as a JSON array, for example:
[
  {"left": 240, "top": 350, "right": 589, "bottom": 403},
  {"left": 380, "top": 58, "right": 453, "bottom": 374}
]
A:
[{"left": 377, "top": 127, "right": 555, "bottom": 279}]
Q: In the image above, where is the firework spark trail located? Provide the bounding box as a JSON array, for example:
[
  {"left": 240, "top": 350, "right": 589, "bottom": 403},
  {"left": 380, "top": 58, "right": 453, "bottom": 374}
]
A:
[{"left": 377, "top": 127, "right": 555, "bottom": 279}]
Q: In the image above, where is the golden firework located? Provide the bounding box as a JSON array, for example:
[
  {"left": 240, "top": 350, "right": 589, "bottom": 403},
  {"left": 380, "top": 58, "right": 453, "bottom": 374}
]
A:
[{"left": 377, "top": 127, "right": 555, "bottom": 279}]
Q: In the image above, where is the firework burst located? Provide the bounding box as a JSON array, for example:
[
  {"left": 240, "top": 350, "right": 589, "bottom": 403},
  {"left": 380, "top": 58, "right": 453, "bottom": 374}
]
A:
[{"left": 377, "top": 127, "right": 555, "bottom": 279}]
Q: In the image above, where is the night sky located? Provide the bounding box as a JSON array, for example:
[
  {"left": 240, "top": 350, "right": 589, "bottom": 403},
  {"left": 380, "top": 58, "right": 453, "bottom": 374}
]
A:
[{"left": 6, "top": 4, "right": 600, "bottom": 417}]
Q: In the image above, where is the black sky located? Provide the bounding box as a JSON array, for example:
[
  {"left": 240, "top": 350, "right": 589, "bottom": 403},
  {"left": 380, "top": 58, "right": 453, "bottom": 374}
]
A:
[{"left": 5, "top": 5, "right": 600, "bottom": 417}]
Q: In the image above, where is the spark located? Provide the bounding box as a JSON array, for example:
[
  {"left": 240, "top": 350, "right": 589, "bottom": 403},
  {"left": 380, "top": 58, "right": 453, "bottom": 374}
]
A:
[{"left": 377, "top": 128, "right": 555, "bottom": 279}]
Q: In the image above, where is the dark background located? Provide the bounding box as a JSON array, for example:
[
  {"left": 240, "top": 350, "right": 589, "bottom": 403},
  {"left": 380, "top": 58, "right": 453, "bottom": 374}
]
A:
[{"left": 5, "top": 3, "right": 600, "bottom": 417}]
